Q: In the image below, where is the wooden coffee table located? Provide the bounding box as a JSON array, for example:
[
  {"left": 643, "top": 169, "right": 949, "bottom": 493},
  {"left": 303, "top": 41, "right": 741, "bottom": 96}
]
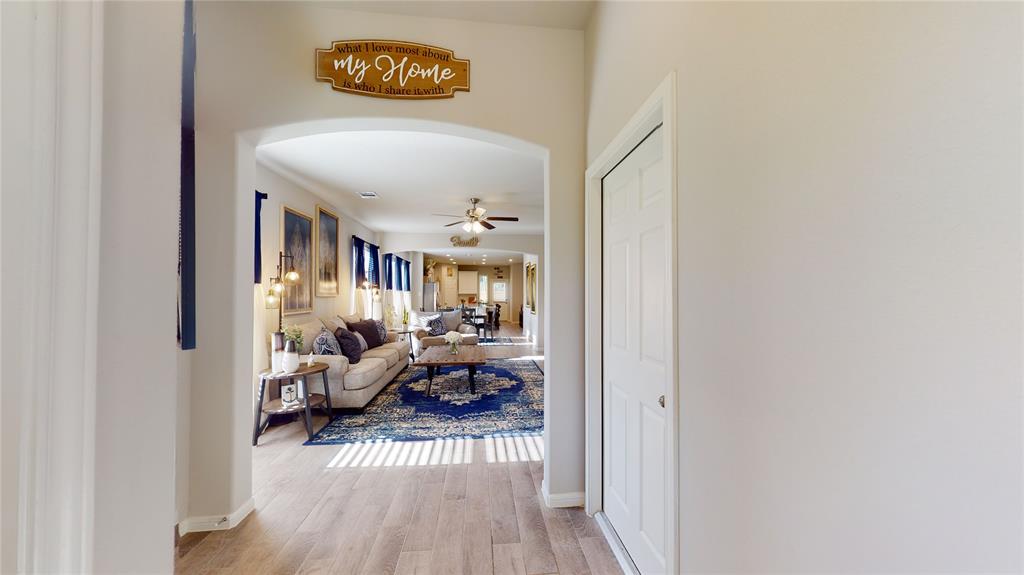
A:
[{"left": 413, "top": 345, "right": 487, "bottom": 395}]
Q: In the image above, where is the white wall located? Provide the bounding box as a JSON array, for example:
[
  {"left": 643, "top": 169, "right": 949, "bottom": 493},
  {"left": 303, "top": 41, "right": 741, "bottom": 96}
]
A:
[
  {"left": 587, "top": 2, "right": 1022, "bottom": 572},
  {"left": 1, "top": 3, "right": 34, "bottom": 568},
  {"left": 3, "top": 4, "right": 182, "bottom": 571},
  {"left": 187, "top": 2, "right": 584, "bottom": 525},
  {"left": 95, "top": 1, "right": 182, "bottom": 570}
]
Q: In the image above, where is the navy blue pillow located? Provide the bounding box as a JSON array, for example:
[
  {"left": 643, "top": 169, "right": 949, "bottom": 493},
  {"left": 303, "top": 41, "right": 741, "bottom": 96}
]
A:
[
  {"left": 426, "top": 315, "right": 445, "bottom": 336},
  {"left": 312, "top": 328, "right": 341, "bottom": 355},
  {"left": 333, "top": 327, "right": 362, "bottom": 363}
]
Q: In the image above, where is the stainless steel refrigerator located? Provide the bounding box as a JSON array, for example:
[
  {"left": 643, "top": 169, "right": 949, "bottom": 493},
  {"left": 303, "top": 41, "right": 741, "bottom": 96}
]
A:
[{"left": 422, "top": 282, "right": 438, "bottom": 312}]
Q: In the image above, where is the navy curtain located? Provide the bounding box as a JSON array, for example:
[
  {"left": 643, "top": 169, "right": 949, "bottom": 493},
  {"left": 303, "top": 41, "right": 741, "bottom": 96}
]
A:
[
  {"left": 394, "top": 257, "right": 405, "bottom": 290},
  {"left": 254, "top": 191, "right": 267, "bottom": 284},
  {"left": 352, "top": 236, "right": 366, "bottom": 287},
  {"left": 383, "top": 253, "right": 394, "bottom": 290},
  {"left": 367, "top": 243, "right": 380, "bottom": 287},
  {"left": 402, "top": 259, "right": 411, "bottom": 292},
  {"left": 178, "top": 0, "right": 197, "bottom": 350}
]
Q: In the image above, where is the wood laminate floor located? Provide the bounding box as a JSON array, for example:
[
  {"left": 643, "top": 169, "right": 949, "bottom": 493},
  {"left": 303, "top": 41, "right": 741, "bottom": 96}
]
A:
[{"left": 176, "top": 325, "right": 620, "bottom": 575}]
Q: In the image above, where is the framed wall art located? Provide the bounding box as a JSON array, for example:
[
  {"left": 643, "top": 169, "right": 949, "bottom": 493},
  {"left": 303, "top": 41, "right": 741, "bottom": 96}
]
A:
[
  {"left": 315, "top": 205, "right": 340, "bottom": 297},
  {"left": 281, "top": 206, "right": 313, "bottom": 315}
]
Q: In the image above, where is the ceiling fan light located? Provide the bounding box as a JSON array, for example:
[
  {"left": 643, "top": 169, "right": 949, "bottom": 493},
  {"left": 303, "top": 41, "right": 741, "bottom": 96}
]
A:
[
  {"left": 462, "top": 222, "right": 473, "bottom": 233},
  {"left": 472, "top": 221, "right": 485, "bottom": 234}
]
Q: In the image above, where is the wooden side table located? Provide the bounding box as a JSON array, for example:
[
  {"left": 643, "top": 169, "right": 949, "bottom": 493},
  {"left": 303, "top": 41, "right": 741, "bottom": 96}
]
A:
[
  {"left": 389, "top": 324, "right": 417, "bottom": 361},
  {"left": 253, "top": 362, "right": 333, "bottom": 445}
]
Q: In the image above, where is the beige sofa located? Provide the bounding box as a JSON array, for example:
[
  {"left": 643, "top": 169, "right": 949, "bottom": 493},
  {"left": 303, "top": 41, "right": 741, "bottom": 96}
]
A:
[
  {"left": 408, "top": 309, "right": 479, "bottom": 357},
  {"left": 284, "top": 317, "right": 411, "bottom": 409}
]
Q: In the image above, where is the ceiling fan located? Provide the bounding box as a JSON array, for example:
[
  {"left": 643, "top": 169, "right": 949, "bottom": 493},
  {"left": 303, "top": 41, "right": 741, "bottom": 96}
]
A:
[{"left": 433, "top": 198, "right": 519, "bottom": 233}]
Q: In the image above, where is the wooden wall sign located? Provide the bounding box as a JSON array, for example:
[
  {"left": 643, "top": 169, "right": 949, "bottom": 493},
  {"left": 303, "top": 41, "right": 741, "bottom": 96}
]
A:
[
  {"left": 450, "top": 235, "right": 480, "bottom": 247},
  {"left": 315, "top": 39, "right": 470, "bottom": 100}
]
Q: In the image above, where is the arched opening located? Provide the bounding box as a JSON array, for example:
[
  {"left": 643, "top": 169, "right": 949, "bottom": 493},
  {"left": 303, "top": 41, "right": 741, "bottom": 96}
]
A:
[{"left": 239, "top": 117, "right": 551, "bottom": 482}]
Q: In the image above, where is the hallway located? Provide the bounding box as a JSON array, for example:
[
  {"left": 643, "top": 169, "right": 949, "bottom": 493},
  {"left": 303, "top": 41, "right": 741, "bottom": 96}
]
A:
[{"left": 175, "top": 327, "right": 615, "bottom": 574}]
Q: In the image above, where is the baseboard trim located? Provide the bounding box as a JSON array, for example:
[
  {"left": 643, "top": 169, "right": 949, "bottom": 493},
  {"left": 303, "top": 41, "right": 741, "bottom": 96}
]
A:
[
  {"left": 178, "top": 497, "right": 254, "bottom": 536},
  {"left": 541, "top": 480, "right": 585, "bottom": 508},
  {"left": 595, "top": 511, "right": 641, "bottom": 575}
]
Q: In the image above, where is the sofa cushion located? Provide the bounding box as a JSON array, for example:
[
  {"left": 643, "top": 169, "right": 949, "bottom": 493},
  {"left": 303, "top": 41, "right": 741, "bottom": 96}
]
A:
[
  {"left": 312, "top": 328, "right": 341, "bottom": 355},
  {"left": 333, "top": 327, "right": 363, "bottom": 363},
  {"left": 338, "top": 313, "right": 362, "bottom": 328},
  {"left": 292, "top": 318, "right": 326, "bottom": 355},
  {"left": 381, "top": 339, "right": 410, "bottom": 357},
  {"left": 343, "top": 357, "right": 387, "bottom": 390},
  {"left": 362, "top": 346, "right": 400, "bottom": 368},
  {"left": 441, "top": 310, "right": 463, "bottom": 332},
  {"left": 349, "top": 319, "right": 383, "bottom": 348},
  {"left": 425, "top": 315, "right": 446, "bottom": 336}
]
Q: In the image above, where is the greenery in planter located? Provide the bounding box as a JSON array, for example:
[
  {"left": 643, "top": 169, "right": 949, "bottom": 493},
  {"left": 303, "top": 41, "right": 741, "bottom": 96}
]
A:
[{"left": 283, "top": 325, "right": 304, "bottom": 350}]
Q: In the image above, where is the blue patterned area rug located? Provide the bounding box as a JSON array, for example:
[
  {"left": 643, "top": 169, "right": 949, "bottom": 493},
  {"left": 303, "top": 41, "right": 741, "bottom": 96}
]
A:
[{"left": 306, "top": 358, "right": 544, "bottom": 445}]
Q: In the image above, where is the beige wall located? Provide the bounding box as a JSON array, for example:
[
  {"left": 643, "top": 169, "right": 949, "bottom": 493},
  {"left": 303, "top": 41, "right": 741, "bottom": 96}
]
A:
[
  {"left": 187, "top": 1, "right": 584, "bottom": 524},
  {"left": 587, "top": 2, "right": 1022, "bottom": 572},
  {"left": 254, "top": 162, "right": 379, "bottom": 345}
]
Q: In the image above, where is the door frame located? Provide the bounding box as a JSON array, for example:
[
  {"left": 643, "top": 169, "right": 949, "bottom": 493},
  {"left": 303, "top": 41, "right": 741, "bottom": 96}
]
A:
[{"left": 584, "top": 72, "right": 678, "bottom": 574}]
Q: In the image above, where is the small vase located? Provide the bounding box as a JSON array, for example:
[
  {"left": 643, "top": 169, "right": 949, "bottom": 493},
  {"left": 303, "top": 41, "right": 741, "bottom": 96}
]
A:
[
  {"left": 282, "top": 340, "right": 300, "bottom": 373},
  {"left": 271, "top": 332, "right": 285, "bottom": 372},
  {"left": 449, "top": 342, "right": 459, "bottom": 355}
]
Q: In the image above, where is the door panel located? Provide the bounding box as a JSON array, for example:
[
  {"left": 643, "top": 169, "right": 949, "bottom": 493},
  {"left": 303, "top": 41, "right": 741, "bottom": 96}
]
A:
[{"left": 602, "top": 126, "right": 668, "bottom": 574}]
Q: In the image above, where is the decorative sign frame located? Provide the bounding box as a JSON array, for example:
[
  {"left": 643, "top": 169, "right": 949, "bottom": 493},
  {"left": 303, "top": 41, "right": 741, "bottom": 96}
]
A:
[{"left": 315, "top": 39, "right": 470, "bottom": 100}]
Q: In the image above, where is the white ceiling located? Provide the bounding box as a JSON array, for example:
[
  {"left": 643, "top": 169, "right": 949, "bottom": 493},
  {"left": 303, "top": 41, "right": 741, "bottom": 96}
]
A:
[
  {"left": 423, "top": 247, "right": 523, "bottom": 266},
  {"left": 257, "top": 131, "right": 544, "bottom": 235},
  {"left": 323, "top": 1, "right": 595, "bottom": 30}
]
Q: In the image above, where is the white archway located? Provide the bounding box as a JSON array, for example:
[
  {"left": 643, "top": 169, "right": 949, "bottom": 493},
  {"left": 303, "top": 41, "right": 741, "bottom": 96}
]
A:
[{"left": 236, "top": 117, "right": 554, "bottom": 512}]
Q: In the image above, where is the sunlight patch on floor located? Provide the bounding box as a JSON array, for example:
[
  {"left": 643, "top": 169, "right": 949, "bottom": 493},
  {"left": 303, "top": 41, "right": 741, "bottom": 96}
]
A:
[{"left": 325, "top": 433, "right": 544, "bottom": 468}]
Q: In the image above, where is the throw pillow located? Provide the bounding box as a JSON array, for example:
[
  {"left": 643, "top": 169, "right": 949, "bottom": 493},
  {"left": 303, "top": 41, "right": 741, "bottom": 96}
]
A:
[
  {"left": 333, "top": 327, "right": 362, "bottom": 363},
  {"left": 312, "top": 328, "right": 341, "bottom": 355},
  {"left": 349, "top": 319, "right": 383, "bottom": 349},
  {"left": 374, "top": 319, "right": 387, "bottom": 343},
  {"left": 441, "top": 310, "right": 462, "bottom": 332},
  {"left": 353, "top": 331, "right": 369, "bottom": 351},
  {"left": 426, "top": 315, "right": 446, "bottom": 336},
  {"left": 413, "top": 312, "right": 438, "bottom": 328},
  {"left": 338, "top": 313, "right": 361, "bottom": 329}
]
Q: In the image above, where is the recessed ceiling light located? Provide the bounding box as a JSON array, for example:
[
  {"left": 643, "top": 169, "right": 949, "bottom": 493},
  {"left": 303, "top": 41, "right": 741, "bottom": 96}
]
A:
[
  {"left": 358, "top": 191, "right": 379, "bottom": 199},
  {"left": 445, "top": 254, "right": 451, "bottom": 257},
  {"left": 509, "top": 258, "right": 513, "bottom": 262},
  {"left": 482, "top": 254, "right": 487, "bottom": 257}
]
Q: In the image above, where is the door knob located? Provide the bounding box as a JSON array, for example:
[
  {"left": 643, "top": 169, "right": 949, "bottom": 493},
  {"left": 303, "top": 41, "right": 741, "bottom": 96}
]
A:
[{"left": 658, "top": 395, "right": 665, "bottom": 408}]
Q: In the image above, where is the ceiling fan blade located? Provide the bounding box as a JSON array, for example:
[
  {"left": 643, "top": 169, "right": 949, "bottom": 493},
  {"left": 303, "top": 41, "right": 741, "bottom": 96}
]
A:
[
  {"left": 444, "top": 221, "right": 465, "bottom": 227},
  {"left": 432, "top": 213, "right": 465, "bottom": 218},
  {"left": 485, "top": 216, "right": 519, "bottom": 222},
  {"left": 479, "top": 220, "right": 496, "bottom": 230}
]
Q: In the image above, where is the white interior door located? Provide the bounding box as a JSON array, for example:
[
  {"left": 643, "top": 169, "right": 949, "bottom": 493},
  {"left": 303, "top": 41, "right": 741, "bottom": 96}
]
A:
[{"left": 602, "top": 126, "right": 669, "bottom": 574}]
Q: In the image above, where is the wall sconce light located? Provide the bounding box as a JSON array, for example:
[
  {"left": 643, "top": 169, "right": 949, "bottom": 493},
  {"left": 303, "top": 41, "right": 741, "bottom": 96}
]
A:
[{"left": 266, "top": 251, "right": 298, "bottom": 332}]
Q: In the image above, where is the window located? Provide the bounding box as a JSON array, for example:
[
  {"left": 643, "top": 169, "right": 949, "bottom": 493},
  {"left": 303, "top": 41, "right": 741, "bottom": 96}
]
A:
[
  {"left": 492, "top": 281, "right": 507, "bottom": 302},
  {"left": 479, "top": 275, "right": 489, "bottom": 304}
]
